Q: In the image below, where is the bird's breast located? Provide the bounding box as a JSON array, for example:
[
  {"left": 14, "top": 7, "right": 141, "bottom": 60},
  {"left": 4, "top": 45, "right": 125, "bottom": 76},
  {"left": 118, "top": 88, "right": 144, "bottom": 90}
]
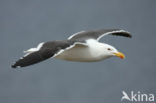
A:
[{"left": 55, "top": 42, "right": 108, "bottom": 62}]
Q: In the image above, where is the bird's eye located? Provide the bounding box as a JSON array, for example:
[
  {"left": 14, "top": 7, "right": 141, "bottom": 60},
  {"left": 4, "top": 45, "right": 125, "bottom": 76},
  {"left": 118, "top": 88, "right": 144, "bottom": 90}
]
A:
[{"left": 107, "top": 48, "right": 111, "bottom": 51}]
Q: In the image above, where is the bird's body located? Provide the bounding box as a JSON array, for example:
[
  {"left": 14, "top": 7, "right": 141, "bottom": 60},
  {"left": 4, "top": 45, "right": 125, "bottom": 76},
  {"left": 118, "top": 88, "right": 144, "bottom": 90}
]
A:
[
  {"left": 55, "top": 39, "right": 112, "bottom": 62},
  {"left": 12, "top": 29, "right": 132, "bottom": 68}
]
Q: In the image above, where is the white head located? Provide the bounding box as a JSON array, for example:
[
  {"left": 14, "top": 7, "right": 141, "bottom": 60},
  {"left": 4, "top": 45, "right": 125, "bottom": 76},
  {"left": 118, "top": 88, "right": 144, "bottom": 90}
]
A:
[
  {"left": 101, "top": 43, "right": 125, "bottom": 59},
  {"left": 86, "top": 39, "right": 125, "bottom": 60}
]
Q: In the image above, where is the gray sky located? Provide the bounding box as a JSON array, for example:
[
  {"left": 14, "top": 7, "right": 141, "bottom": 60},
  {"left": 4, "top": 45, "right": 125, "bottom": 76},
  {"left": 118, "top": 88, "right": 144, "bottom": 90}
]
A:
[{"left": 1, "top": 0, "right": 156, "bottom": 103}]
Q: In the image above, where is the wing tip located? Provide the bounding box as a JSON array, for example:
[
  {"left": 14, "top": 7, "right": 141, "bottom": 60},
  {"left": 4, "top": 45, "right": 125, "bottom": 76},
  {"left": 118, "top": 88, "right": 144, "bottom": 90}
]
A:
[
  {"left": 11, "top": 62, "right": 21, "bottom": 69},
  {"left": 113, "top": 29, "right": 132, "bottom": 38},
  {"left": 11, "top": 65, "right": 16, "bottom": 69},
  {"left": 11, "top": 64, "right": 16, "bottom": 68},
  {"left": 121, "top": 30, "right": 132, "bottom": 38},
  {"left": 11, "top": 64, "right": 18, "bottom": 69},
  {"left": 124, "top": 31, "right": 132, "bottom": 38},
  {"left": 122, "top": 32, "right": 132, "bottom": 38}
]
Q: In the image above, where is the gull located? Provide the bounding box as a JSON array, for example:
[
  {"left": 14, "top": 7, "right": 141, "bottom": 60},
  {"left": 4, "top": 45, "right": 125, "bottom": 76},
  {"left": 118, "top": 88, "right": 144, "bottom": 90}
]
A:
[{"left": 11, "top": 29, "right": 132, "bottom": 68}]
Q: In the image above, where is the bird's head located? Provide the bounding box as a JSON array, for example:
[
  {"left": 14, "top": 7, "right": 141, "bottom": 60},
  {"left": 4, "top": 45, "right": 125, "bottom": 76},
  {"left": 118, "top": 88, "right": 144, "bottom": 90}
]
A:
[{"left": 102, "top": 44, "right": 125, "bottom": 59}]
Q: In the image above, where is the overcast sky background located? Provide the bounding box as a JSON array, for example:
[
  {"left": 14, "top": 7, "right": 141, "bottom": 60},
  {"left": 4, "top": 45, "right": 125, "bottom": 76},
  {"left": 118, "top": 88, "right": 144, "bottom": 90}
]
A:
[{"left": 1, "top": 0, "right": 156, "bottom": 103}]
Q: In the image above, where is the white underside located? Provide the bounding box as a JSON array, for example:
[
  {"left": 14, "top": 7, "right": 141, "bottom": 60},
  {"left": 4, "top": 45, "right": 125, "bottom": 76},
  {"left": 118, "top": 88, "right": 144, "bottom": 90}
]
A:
[{"left": 55, "top": 39, "right": 111, "bottom": 62}]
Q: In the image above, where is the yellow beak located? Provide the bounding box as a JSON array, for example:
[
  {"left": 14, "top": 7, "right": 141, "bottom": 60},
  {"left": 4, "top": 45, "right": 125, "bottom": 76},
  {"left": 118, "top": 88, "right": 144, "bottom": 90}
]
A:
[{"left": 113, "top": 52, "right": 125, "bottom": 59}]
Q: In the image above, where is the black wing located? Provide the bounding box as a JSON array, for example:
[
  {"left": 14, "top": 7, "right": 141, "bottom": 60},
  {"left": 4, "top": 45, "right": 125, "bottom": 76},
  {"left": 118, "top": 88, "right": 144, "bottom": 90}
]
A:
[{"left": 11, "top": 40, "right": 75, "bottom": 68}]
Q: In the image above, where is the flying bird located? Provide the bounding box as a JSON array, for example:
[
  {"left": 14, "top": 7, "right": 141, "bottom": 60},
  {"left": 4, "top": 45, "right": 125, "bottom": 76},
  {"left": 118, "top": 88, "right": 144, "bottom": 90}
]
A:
[{"left": 11, "top": 29, "right": 132, "bottom": 68}]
